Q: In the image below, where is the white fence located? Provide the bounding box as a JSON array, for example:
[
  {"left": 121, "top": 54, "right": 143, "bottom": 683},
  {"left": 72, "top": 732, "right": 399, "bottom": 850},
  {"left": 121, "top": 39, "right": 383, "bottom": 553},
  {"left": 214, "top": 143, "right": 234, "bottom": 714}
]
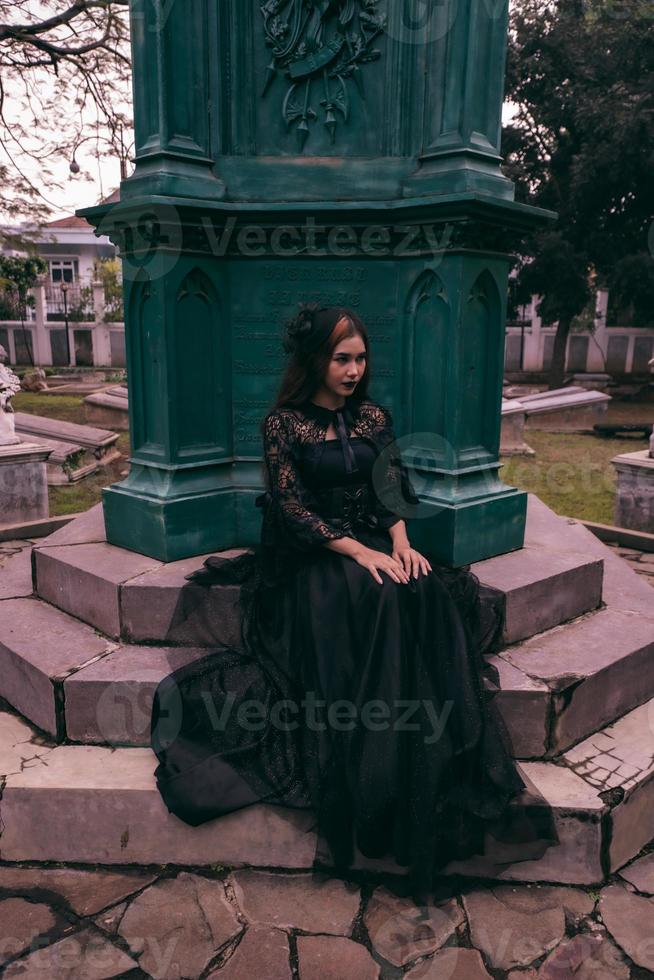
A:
[
  {"left": 0, "top": 279, "right": 125, "bottom": 368},
  {"left": 506, "top": 290, "right": 654, "bottom": 376},
  {"left": 3, "top": 283, "right": 653, "bottom": 375}
]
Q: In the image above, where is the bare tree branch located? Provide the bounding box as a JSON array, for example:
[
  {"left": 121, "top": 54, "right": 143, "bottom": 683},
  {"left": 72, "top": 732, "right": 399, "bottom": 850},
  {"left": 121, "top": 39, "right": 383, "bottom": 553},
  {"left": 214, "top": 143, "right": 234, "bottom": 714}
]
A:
[
  {"left": 0, "top": 0, "right": 133, "bottom": 229},
  {"left": 0, "top": 1, "right": 127, "bottom": 42}
]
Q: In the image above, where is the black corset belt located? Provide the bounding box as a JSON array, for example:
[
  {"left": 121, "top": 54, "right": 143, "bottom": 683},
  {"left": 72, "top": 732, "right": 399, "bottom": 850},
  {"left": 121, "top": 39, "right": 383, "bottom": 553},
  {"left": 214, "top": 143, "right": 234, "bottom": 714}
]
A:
[{"left": 313, "top": 483, "right": 378, "bottom": 532}]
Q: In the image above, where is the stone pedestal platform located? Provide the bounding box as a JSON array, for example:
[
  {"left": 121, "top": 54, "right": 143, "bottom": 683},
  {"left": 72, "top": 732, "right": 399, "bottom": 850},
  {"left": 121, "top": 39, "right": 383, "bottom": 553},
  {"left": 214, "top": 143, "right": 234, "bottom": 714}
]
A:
[
  {"left": 0, "top": 442, "right": 53, "bottom": 527},
  {"left": 1, "top": 496, "right": 654, "bottom": 887},
  {"left": 612, "top": 449, "right": 654, "bottom": 533}
]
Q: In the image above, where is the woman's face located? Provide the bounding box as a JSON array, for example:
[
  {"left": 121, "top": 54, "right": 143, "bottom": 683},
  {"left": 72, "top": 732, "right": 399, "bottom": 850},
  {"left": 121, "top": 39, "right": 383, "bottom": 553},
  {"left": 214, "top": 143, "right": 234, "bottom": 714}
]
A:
[{"left": 320, "top": 327, "right": 367, "bottom": 399}]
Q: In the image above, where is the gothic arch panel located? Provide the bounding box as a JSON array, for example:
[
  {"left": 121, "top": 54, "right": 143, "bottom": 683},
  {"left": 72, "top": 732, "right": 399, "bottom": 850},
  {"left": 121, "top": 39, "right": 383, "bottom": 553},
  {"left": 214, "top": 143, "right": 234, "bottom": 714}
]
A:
[
  {"left": 128, "top": 272, "right": 165, "bottom": 451},
  {"left": 461, "top": 270, "right": 501, "bottom": 452},
  {"left": 404, "top": 271, "right": 450, "bottom": 440},
  {"left": 173, "top": 268, "right": 224, "bottom": 452}
]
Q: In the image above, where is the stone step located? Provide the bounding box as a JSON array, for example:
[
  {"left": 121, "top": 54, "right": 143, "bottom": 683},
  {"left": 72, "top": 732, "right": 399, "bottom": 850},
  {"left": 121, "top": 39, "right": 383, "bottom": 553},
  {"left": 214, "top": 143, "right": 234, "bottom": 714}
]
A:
[
  {"left": 32, "top": 497, "right": 603, "bottom": 649},
  {"left": 491, "top": 604, "right": 654, "bottom": 758},
  {"left": 3, "top": 696, "right": 654, "bottom": 886},
  {"left": 0, "top": 596, "right": 115, "bottom": 739},
  {"left": 471, "top": 495, "right": 603, "bottom": 645},
  {"left": 0, "top": 550, "right": 617, "bottom": 757},
  {"left": 64, "top": 644, "right": 209, "bottom": 745},
  {"left": 0, "top": 556, "right": 215, "bottom": 743},
  {"left": 489, "top": 502, "right": 654, "bottom": 760},
  {"left": 0, "top": 498, "right": 643, "bottom": 766}
]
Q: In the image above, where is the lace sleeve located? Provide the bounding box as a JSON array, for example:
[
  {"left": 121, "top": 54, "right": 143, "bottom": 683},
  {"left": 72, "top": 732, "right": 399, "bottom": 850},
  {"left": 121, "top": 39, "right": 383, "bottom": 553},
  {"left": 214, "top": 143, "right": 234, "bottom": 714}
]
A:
[
  {"left": 370, "top": 405, "right": 419, "bottom": 529},
  {"left": 263, "top": 411, "right": 350, "bottom": 550}
]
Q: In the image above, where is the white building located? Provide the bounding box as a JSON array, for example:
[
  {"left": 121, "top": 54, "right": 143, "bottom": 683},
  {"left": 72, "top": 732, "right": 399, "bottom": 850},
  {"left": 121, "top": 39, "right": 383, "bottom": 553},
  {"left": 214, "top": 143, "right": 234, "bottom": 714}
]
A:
[{"left": 0, "top": 197, "right": 125, "bottom": 368}]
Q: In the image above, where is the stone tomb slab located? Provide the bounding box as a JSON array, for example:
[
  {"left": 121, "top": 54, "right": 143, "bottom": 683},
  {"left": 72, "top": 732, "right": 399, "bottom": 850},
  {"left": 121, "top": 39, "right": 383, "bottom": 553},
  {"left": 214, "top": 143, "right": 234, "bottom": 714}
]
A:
[
  {"left": 0, "top": 442, "right": 51, "bottom": 526},
  {"left": 0, "top": 598, "right": 113, "bottom": 737}
]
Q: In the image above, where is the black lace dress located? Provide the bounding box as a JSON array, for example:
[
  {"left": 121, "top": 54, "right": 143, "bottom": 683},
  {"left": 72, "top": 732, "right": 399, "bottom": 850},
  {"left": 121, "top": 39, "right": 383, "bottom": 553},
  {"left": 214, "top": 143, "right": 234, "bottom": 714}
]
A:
[{"left": 150, "top": 396, "right": 559, "bottom": 899}]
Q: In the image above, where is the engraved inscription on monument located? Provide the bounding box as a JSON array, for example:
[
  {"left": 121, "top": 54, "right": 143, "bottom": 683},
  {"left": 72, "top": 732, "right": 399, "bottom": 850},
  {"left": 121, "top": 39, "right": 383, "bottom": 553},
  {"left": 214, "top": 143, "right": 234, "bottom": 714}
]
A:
[{"left": 231, "top": 262, "right": 398, "bottom": 449}]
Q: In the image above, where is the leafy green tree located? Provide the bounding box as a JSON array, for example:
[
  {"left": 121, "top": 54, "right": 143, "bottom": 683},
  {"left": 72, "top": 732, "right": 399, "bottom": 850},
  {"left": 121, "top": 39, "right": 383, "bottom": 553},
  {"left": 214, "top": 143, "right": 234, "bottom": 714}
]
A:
[
  {"left": 93, "top": 257, "right": 124, "bottom": 322},
  {"left": 504, "top": 0, "right": 654, "bottom": 386},
  {"left": 0, "top": 254, "right": 47, "bottom": 365}
]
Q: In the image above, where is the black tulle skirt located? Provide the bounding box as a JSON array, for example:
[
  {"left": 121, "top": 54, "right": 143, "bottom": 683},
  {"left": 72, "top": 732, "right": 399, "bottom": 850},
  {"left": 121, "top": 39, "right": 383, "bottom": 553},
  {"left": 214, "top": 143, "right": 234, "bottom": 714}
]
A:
[{"left": 150, "top": 525, "right": 559, "bottom": 901}]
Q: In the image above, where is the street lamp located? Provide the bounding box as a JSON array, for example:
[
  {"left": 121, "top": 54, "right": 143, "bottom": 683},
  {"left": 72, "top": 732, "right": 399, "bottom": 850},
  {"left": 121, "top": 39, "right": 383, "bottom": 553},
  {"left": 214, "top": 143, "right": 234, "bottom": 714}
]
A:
[
  {"left": 68, "top": 129, "right": 132, "bottom": 182},
  {"left": 60, "top": 281, "right": 72, "bottom": 367}
]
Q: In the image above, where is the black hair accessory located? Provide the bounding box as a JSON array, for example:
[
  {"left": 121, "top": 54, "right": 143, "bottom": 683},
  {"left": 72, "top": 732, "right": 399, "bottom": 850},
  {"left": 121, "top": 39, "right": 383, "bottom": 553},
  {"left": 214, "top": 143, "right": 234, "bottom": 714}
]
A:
[{"left": 282, "top": 303, "right": 319, "bottom": 355}]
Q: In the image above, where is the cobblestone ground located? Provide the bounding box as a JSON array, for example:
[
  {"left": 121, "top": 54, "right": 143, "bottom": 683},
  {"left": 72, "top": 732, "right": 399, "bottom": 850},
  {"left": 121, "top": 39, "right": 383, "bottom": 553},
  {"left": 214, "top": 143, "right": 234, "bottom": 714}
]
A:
[
  {"left": 2, "top": 862, "right": 654, "bottom": 979},
  {"left": 607, "top": 543, "right": 654, "bottom": 586},
  {"left": 2, "top": 539, "right": 654, "bottom": 979}
]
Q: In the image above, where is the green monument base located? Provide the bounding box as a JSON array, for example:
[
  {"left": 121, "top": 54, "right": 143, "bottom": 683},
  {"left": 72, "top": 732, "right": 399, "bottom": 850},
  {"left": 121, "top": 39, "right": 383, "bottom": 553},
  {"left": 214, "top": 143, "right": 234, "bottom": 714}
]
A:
[
  {"left": 407, "top": 490, "right": 528, "bottom": 568},
  {"left": 102, "top": 461, "right": 262, "bottom": 562}
]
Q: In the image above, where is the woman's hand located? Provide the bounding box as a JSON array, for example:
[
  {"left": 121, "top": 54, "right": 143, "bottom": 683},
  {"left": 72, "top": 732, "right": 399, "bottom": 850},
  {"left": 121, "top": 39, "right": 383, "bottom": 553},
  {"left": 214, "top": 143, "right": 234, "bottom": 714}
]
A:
[
  {"left": 352, "top": 545, "right": 411, "bottom": 586},
  {"left": 392, "top": 544, "right": 432, "bottom": 580}
]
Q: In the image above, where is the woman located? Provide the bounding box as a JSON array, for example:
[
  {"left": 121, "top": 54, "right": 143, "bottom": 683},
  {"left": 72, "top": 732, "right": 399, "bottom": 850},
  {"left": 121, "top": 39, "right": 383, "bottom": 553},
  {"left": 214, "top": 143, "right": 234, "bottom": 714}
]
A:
[{"left": 150, "top": 305, "right": 558, "bottom": 902}]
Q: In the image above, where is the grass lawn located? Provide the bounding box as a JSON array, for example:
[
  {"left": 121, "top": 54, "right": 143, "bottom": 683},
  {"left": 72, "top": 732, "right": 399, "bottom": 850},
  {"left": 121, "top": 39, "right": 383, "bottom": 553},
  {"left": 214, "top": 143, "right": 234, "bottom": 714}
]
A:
[
  {"left": 11, "top": 389, "right": 654, "bottom": 525},
  {"left": 501, "top": 398, "right": 652, "bottom": 524}
]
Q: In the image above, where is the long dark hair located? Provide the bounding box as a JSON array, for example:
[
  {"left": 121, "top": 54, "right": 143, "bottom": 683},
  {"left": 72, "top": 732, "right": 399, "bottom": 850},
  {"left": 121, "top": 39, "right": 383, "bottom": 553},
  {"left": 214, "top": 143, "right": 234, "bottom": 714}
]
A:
[{"left": 271, "top": 307, "right": 372, "bottom": 414}]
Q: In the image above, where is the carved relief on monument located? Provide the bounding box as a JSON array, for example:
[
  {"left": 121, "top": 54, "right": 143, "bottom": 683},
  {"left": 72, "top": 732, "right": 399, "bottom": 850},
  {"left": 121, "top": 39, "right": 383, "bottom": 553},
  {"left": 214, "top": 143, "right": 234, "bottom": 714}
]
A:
[{"left": 260, "top": 0, "right": 386, "bottom": 149}]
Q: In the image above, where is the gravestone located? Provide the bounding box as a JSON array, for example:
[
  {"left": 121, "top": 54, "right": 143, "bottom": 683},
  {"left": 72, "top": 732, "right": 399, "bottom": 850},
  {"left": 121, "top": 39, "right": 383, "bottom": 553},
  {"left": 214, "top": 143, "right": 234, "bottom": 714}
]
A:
[{"left": 80, "top": 0, "right": 554, "bottom": 564}]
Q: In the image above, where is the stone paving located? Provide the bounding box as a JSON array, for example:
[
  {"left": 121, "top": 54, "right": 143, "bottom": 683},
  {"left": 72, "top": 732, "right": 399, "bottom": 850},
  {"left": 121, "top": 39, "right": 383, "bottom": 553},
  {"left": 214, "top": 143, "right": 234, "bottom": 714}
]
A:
[
  {"left": 2, "top": 860, "right": 654, "bottom": 978},
  {"left": 2, "top": 536, "right": 654, "bottom": 978},
  {"left": 607, "top": 543, "right": 654, "bottom": 586}
]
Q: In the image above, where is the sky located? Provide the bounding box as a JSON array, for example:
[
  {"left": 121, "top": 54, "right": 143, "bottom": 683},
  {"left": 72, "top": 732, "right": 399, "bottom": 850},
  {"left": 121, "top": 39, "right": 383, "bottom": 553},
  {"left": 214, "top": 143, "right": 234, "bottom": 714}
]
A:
[{"left": 1, "top": 0, "right": 131, "bottom": 221}]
